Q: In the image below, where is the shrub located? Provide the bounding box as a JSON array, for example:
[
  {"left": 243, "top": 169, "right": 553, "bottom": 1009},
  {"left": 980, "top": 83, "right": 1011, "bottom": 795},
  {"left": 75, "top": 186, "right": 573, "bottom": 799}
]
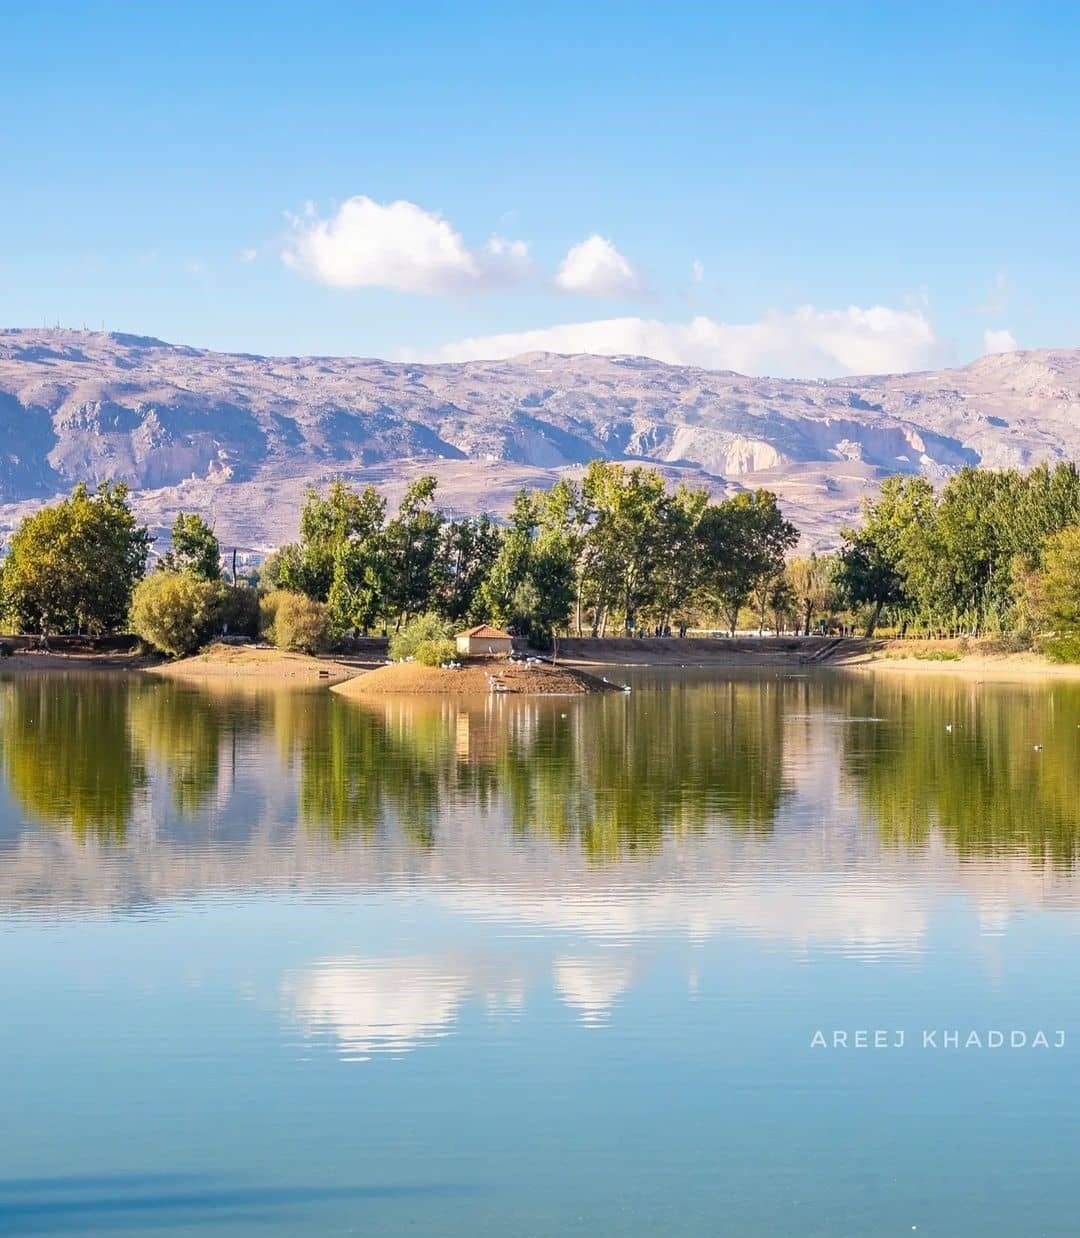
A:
[
  {"left": 129, "top": 572, "right": 219, "bottom": 657},
  {"left": 213, "top": 585, "right": 260, "bottom": 639},
  {"left": 388, "top": 613, "right": 453, "bottom": 662},
  {"left": 414, "top": 637, "right": 457, "bottom": 667},
  {"left": 1039, "top": 634, "right": 1080, "bottom": 664},
  {"left": 260, "top": 589, "right": 330, "bottom": 654}
]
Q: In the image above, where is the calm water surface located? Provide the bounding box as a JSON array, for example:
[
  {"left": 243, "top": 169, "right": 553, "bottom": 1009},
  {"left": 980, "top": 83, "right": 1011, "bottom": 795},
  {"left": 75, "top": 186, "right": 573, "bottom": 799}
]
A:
[{"left": 2, "top": 668, "right": 1080, "bottom": 1236}]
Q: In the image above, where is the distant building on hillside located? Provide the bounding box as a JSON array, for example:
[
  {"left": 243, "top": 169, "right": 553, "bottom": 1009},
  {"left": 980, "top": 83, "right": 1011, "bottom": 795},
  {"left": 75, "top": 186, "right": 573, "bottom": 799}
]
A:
[{"left": 455, "top": 624, "right": 513, "bottom": 657}]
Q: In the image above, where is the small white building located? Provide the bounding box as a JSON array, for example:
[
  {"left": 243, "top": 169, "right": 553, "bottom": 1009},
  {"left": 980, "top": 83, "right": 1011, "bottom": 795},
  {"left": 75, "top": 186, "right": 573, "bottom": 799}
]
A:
[{"left": 455, "top": 624, "right": 513, "bottom": 657}]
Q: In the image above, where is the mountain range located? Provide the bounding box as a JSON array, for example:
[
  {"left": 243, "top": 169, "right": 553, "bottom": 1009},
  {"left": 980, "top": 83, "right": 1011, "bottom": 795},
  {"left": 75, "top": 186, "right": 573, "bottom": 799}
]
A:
[{"left": 2, "top": 327, "right": 1079, "bottom": 552}]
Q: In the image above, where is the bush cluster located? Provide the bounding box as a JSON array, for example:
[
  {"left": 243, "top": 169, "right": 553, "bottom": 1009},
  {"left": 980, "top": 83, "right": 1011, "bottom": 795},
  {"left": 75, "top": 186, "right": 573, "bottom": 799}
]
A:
[
  {"left": 259, "top": 590, "right": 331, "bottom": 654},
  {"left": 388, "top": 613, "right": 454, "bottom": 662},
  {"left": 414, "top": 637, "right": 457, "bottom": 667},
  {"left": 129, "top": 575, "right": 261, "bottom": 657}
]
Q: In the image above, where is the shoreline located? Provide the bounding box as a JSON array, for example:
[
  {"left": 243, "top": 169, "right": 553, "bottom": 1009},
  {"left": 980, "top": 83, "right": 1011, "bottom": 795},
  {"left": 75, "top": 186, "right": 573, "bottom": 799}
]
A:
[
  {"left": 0, "top": 650, "right": 161, "bottom": 673},
  {"left": 5, "top": 638, "right": 1080, "bottom": 684},
  {"left": 835, "top": 652, "right": 1080, "bottom": 681}
]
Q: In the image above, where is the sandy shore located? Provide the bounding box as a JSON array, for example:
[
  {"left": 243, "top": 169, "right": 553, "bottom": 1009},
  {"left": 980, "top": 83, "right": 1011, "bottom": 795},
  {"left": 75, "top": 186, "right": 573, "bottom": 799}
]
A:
[
  {"left": 146, "top": 643, "right": 362, "bottom": 685},
  {"left": 556, "top": 635, "right": 1080, "bottom": 681},
  {"left": 333, "top": 658, "right": 617, "bottom": 697},
  {"left": 839, "top": 650, "right": 1080, "bottom": 681}
]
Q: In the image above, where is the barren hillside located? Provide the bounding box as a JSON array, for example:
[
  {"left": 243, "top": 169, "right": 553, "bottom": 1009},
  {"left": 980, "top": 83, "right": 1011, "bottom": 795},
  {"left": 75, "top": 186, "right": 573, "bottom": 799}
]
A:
[{"left": 2, "top": 328, "right": 1078, "bottom": 550}]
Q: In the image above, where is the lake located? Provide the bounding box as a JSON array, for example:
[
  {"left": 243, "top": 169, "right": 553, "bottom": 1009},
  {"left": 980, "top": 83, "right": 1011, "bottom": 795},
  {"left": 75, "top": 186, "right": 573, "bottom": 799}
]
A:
[{"left": 2, "top": 668, "right": 1079, "bottom": 1236}]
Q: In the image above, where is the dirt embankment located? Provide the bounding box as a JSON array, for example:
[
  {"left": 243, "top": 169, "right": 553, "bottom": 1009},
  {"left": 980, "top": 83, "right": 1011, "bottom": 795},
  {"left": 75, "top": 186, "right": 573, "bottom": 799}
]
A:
[
  {"left": 555, "top": 636, "right": 843, "bottom": 666},
  {"left": 147, "top": 643, "right": 360, "bottom": 685},
  {"left": 333, "top": 658, "right": 618, "bottom": 697},
  {"left": 0, "top": 649, "right": 161, "bottom": 673}
]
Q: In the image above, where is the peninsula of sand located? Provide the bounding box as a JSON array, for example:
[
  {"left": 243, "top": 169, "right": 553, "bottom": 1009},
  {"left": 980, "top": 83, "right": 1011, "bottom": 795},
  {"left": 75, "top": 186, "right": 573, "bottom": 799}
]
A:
[
  {"left": 333, "top": 659, "right": 617, "bottom": 697},
  {"left": 146, "top": 643, "right": 359, "bottom": 685},
  {"left": 141, "top": 643, "right": 615, "bottom": 694}
]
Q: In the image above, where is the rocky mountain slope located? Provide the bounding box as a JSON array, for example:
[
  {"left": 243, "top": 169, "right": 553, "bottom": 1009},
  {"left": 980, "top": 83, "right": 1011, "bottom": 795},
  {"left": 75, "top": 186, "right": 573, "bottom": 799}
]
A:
[{"left": 2, "top": 327, "right": 1078, "bottom": 550}]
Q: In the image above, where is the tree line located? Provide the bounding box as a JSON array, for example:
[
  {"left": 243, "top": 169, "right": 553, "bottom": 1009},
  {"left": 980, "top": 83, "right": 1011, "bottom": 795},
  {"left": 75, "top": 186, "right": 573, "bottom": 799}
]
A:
[
  {"left": 261, "top": 461, "right": 798, "bottom": 641},
  {"left": 3, "top": 458, "right": 1080, "bottom": 659},
  {"left": 836, "top": 461, "right": 1080, "bottom": 656},
  {"left": 0, "top": 463, "right": 801, "bottom": 655}
]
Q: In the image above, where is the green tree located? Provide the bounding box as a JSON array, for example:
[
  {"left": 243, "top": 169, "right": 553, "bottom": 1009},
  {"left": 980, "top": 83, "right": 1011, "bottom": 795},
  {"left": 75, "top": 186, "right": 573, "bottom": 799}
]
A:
[
  {"left": 480, "top": 490, "right": 575, "bottom": 639},
  {"left": 698, "top": 490, "right": 797, "bottom": 633},
  {"left": 537, "top": 478, "right": 594, "bottom": 635},
  {"left": 270, "top": 481, "right": 386, "bottom": 604},
  {"left": 383, "top": 476, "right": 444, "bottom": 628},
  {"left": 481, "top": 490, "right": 539, "bottom": 627},
  {"left": 579, "top": 461, "right": 672, "bottom": 634},
  {"left": 3, "top": 482, "right": 150, "bottom": 636},
  {"left": 836, "top": 476, "right": 935, "bottom": 636},
  {"left": 930, "top": 468, "right": 1019, "bottom": 633},
  {"left": 1010, "top": 462, "right": 1080, "bottom": 569},
  {"left": 329, "top": 535, "right": 390, "bottom": 634},
  {"left": 768, "top": 574, "right": 798, "bottom": 635},
  {"left": 837, "top": 530, "right": 905, "bottom": 637},
  {"left": 158, "top": 512, "right": 221, "bottom": 581},
  {"left": 785, "top": 552, "right": 839, "bottom": 635},
  {"left": 1023, "top": 524, "right": 1080, "bottom": 660},
  {"left": 437, "top": 514, "right": 501, "bottom": 624},
  {"left": 648, "top": 484, "right": 708, "bottom": 634}
]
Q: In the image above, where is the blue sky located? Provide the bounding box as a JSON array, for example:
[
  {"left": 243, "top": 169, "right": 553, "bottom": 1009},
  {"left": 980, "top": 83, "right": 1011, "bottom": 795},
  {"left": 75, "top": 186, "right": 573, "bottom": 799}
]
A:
[{"left": 2, "top": 1, "right": 1078, "bottom": 375}]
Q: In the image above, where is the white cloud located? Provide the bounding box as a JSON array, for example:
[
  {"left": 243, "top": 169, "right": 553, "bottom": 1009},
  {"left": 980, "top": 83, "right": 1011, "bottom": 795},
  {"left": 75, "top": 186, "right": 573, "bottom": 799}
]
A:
[
  {"left": 447, "top": 878, "right": 931, "bottom": 956},
  {"left": 282, "top": 195, "right": 529, "bottom": 294},
  {"left": 983, "top": 327, "right": 1018, "bottom": 355},
  {"left": 553, "top": 956, "right": 634, "bottom": 1025},
  {"left": 555, "top": 234, "right": 640, "bottom": 297},
  {"left": 239, "top": 247, "right": 258, "bottom": 263},
  {"left": 413, "top": 304, "right": 943, "bottom": 378},
  {"left": 691, "top": 259, "right": 705, "bottom": 284},
  {"left": 485, "top": 235, "right": 529, "bottom": 264},
  {"left": 285, "top": 956, "right": 467, "bottom": 1060}
]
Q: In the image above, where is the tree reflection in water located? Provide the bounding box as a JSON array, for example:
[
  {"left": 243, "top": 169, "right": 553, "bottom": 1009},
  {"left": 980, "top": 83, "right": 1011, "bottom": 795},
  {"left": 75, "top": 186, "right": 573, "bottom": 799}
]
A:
[
  {"left": 4, "top": 670, "right": 1080, "bottom": 869},
  {"left": 0, "top": 674, "right": 147, "bottom": 843},
  {"left": 839, "top": 674, "right": 1080, "bottom": 867}
]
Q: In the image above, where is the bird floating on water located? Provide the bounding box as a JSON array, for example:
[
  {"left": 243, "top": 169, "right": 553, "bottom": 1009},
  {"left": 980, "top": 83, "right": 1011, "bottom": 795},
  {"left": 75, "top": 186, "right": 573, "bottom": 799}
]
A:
[
  {"left": 945, "top": 723, "right": 953, "bottom": 732},
  {"left": 1034, "top": 744, "right": 1043, "bottom": 751}
]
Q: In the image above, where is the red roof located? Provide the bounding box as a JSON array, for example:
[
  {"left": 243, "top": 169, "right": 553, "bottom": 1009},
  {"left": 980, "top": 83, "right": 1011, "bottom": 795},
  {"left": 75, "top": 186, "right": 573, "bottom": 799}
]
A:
[{"left": 456, "top": 624, "right": 512, "bottom": 639}]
